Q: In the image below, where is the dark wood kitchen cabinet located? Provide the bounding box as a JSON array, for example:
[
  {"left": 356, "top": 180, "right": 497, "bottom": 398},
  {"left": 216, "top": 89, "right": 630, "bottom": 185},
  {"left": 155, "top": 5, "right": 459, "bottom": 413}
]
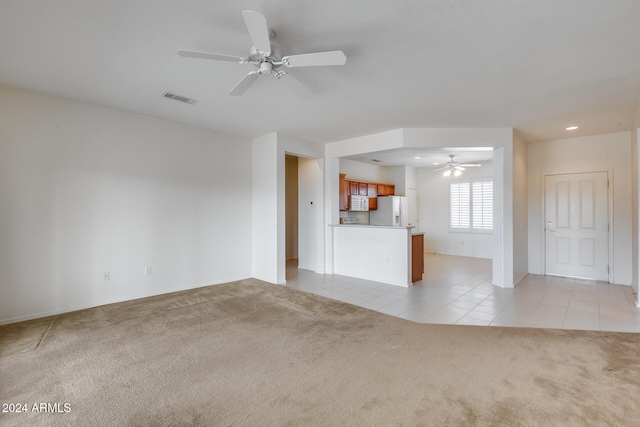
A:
[
  {"left": 411, "top": 233, "right": 424, "bottom": 283},
  {"left": 367, "top": 184, "right": 378, "bottom": 210},
  {"left": 341, "top": 176, "right": 396, "bottom": 211},
  {"left": 339, "top": 174, "right": 349, "bottom": 211},
  {"left": 377, "top": 184, "right": 395, "bottom": 196},
  {"left": 349, "top": 181, "right": 359, "bottom": 195}
]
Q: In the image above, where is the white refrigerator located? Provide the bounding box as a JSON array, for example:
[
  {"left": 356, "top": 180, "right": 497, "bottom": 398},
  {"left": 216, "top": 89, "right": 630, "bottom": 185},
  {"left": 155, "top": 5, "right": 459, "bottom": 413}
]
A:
[{"left": 370, "top": 196, "right": 407, "bottom": 227}]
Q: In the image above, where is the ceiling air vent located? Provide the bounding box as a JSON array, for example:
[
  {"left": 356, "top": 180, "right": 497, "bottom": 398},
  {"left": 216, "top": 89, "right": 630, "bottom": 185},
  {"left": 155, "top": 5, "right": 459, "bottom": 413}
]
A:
[{"left": 163, "top": 92, "right": 199, "bottom": 105}]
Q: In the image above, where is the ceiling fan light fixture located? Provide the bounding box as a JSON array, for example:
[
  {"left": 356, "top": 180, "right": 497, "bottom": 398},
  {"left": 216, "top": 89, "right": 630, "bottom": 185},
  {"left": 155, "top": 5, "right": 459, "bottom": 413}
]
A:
[
  {"left": 259, "top": 61, "right": 273, "bottom": 74},
  {"left": 443, "top": 169, "right": 451, "bottom": 177},
  {"left": 454, "top": 169, "right": 462, "bottom": 177}
]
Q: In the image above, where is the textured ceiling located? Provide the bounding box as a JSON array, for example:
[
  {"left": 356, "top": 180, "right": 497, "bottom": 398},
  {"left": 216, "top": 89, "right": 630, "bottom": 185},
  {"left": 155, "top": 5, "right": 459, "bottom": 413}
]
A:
[
  {"left": 1, "top": 0, "right": 639, "bottom": 145},
  {"left": 346, "top": 147, "right": 494, "bottom": 168}
]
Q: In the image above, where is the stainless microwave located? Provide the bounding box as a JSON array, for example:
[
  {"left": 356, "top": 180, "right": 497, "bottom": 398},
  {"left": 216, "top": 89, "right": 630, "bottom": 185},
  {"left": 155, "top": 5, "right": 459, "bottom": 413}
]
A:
[{"left": 349, "top": 195, "right": 369, "bottom": 211}]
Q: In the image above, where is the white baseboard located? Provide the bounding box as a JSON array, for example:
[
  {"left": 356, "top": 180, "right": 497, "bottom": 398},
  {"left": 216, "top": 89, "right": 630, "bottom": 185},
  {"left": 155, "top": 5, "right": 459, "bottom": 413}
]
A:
[
  {"left": 514, "top": 272, "right": 528, "bottom": 286},
  {"left": 0, "top": 275, "right": 252, "bottom": 326}
]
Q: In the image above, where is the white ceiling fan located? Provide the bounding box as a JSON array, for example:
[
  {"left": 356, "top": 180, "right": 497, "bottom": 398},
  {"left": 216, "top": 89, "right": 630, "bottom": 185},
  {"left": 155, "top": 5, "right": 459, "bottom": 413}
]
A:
[
  {"left": 435, "top": 155, "right": 481, "bottom": 177},
  {"left": 177, "top": 10, "right": 347, "bottom": 97}
]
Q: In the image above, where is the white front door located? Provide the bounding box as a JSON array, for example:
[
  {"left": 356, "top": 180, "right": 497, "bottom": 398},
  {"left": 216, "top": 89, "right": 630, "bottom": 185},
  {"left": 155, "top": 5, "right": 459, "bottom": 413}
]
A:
[{"left": 544, "top": 172, "right": 609, "bottom": 281}]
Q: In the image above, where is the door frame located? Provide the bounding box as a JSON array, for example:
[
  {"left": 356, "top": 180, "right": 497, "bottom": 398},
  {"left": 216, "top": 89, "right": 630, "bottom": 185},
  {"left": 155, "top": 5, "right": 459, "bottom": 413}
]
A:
[{"left": 541, "top": 169, "right": 613, "bottom": 283}]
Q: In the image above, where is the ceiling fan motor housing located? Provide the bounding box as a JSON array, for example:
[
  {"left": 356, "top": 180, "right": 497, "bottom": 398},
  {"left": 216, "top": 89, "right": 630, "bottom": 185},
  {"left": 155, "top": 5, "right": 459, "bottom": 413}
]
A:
[
  {"left": 259, "top": 62, "right": 273, "bottom": 74},
  {"left": 249, "top": 46, "right": 282, "bottom": 66}
]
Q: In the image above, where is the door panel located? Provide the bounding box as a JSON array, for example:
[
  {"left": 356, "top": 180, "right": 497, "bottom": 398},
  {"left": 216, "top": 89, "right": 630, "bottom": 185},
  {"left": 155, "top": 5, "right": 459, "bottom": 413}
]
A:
[
  {"left": 545, "top": 172, "right": 608, "bottom": 281},
  {"left": 580, "top": 180, "right": 595, "bottom": 229},
  {"left": 579, "top": 238, "right": 595, "bottom": 266},
  {"left": 556, "top": 181, "right": 570, "bottom": 228},
  {"left": 555, "top": 237, "right": 570, "bottom": 264}
]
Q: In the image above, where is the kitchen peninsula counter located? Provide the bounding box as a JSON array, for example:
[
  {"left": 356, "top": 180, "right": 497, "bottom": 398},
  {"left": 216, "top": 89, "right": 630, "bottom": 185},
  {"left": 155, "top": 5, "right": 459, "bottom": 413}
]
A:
[{"left": 330, "top": 224, "right": 418, "bottom": 287}]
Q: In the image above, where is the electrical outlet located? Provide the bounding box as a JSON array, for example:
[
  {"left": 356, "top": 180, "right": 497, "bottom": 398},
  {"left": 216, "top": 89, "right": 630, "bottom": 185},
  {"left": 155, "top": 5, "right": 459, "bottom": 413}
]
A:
[
  {"left": 145, "top": 266, "right": 151, "bottom": 275},
  {"left": 103, "top": 272, "right": 110, "bottom": 281}
]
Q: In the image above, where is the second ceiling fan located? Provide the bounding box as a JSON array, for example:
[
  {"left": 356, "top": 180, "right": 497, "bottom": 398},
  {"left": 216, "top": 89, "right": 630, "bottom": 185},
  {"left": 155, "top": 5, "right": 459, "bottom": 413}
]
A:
[
  {"left": 435, "top": 155, "right": 482, "bottom": 177},
  {"left": 177, "top": 10, "right": 347, "bottom": 96}
]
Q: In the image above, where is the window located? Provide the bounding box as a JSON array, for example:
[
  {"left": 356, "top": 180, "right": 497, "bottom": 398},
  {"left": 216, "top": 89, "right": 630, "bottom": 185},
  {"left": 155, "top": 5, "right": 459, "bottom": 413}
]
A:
[
  {"left": 450, "top": 180, "right": 493, "bottom": 231},
  {"left": 449, "top": 182, "right": 470, "bottom": 229}
]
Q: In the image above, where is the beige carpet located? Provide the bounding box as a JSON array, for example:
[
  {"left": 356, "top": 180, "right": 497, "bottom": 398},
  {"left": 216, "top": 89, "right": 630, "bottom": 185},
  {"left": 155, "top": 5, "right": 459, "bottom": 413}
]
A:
[{"left": 1, "top": 279, "right": 640, "bottom": 426}]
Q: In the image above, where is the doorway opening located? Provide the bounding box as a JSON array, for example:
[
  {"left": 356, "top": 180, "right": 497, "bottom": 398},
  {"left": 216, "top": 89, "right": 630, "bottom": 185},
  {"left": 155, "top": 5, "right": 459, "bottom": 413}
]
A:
[{"left": 285, "top": 154, "right": 299, "bottom": 277}]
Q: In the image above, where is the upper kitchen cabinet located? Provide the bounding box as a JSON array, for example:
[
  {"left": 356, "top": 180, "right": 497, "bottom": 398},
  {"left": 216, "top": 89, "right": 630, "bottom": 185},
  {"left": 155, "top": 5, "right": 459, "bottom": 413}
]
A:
[
  {"left": 377, "top": 184, "right": 395, "bottom": 196},
  {"left": 339, "top": 174, "right": 349, "bottom": 211},
  {"left": 368, "top": 184, "right": 378, "bottom": 210},
  {"left": 339, "top": 175, "right": 395, "bottom": 212},
  {"left": 349, "top": 181, "right": 359, "bottom": 195}
]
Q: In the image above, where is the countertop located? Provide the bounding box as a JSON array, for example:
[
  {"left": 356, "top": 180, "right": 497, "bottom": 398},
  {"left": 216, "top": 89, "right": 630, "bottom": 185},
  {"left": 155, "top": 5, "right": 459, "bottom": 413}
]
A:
[{"left": 331, "top": 224, "right": 418, "bottom": 232}]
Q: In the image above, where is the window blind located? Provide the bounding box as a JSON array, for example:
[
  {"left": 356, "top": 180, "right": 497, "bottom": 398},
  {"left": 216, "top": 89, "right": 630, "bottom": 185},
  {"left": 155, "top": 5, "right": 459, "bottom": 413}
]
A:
[
  {"left": 450, "top": 180, "right": 493, "bottom": 230},
  {"left": 472, "top": 181, "right": 493, "bottom": 229},
  {"left": 450, "top": 182, "right": 470, "bottom": 228}
]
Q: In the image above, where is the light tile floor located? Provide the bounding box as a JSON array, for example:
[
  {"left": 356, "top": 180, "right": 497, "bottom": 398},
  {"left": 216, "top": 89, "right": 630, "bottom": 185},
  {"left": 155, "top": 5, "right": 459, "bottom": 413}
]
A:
[{"left": 286, "top": 254, "right": 640, "bottom": 333}]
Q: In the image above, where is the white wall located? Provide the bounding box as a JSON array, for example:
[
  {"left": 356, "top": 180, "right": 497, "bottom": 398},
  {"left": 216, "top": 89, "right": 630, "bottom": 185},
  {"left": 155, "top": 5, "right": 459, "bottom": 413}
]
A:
[
  {"left": 252, "top": 133, "right": 281, "bottom": 283},
  {"left": 633, "top": 106, "right": 640, "bottom": 301},
  {"left": 406, "top": 166, "right": 418, "bottom": 192},
  {"left": 386, "top": 166, "right": 406, "bottom": 195},
  {"left": 339, "top": 158, "right": 387, "bottom": 182},
  {"left": 297, "top": 157, "right": 323, "bottom": 272},
  {"left": 417, "top": 160, "right": 494, "bottom": 259},
  {"left": 253, "top": 132, "right": 324, "bottom": 284},
  {"left": 282, "top": 135, "right": 325, "bottom": 278},
  {"left": 513, "top": 132, "right": 528, "bottom": 284},
  {"left": 0, "top": 85, "right": 253, "bottom": 324},
  {"left": 528, "top": 131, "right": 632, "bottom": 285},
  {"left": 631, "top": 125, "right": 639, "bottom": 297}
]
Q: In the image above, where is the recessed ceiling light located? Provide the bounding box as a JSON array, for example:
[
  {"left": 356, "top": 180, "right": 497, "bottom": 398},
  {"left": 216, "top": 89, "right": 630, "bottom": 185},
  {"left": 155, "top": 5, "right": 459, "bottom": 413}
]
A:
[
  {"left": 566, "top": 126, "right": 578, "bottom": 131},
  {"left": 414, "top": 156, "right": 421, "bottom": 159},
  {"left": 433, "top": 162, "right": 440, "bottom": 165}
]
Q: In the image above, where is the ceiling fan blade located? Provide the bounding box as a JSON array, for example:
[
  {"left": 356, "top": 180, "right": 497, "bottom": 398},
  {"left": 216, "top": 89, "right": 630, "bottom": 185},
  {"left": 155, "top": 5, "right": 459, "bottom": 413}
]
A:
[
  {"left": 459, "top": 164, "right": 482, "bottom": 167},
  {"left": 434, "top": 166, "right": 448, "bottom": 171},
  {"left": 282, "top": 50, "right": 347, "bottom": 67},
  {"left": 454, "top": 166, "right": 466, "bottom": 171},
  {"left": 228, "top": 71, "right": 260, "bottom": 96},
  {"left": 177, "top": 49, "right": 246, "bottom": 63},
  {"left": 275, "top": 71, "right": 314, "bottom": 98},
  {"left": 242, "top": 10, "right": 271, "bottom": 55}
]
